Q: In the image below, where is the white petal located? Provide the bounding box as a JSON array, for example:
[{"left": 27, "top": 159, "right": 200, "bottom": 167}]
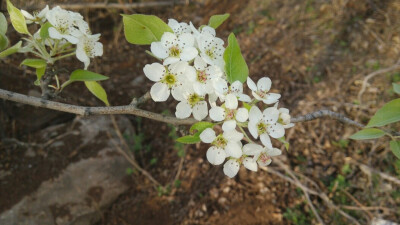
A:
[
  {"left": 263, "top": 93, "right": 281, "bottom": 104},
  {"left": 268, "top": 123, "right": 285, "bottom": 138},
  {"left": 243, "top": 157, "right": 258, "bottom": 171},
  {"left": 246, "top": 77, "right": 257, "bottom": 91},
  {"left": 151, "top": 42, "right": 168, "bottom": 59},
  {"left": 21, "top": 10, "right": 34, "bottom": 20},
  {"left": 206, "top": 146, "right": 226, "bottom": 165},
  {"left": 262, "top": 107, "right": 279, "bottom": 123},
  {"left": 279, "top": 108, "right": 289, "bottom": 114},
  {"left": 161, "top": 32, "right": 177, "bottom": 48},
  {"left": 200, "top": 128, "right": 216, "bottom": 143},
  {"left": 222, "top": 120, "right": 236, "bottom": 131},
  {"left": 238, "top": 94, "right": 251, "bottom": 102},
  {"left": 223, "top": 129, "right": 243, "bottom": 141},
  {"left": 93, "top": 42, "right": 103, "bottom": 56},
  {"left": 163, "top": 57, "right": 180, "bottom": 65},
  {"left": 194, "top": 56, "right": 207, "bottom": 71},
  {"left": 193, "top": 101, "right": 208, "bottom": 121},
  {"left": 180, "top": 47, "right": 198, "bottom": 61},
  {"left": 230, "top": 81, "right": 243, "bottom": 94},
  {"left": 143, "top": 63, "right": 165, "bottom": 82},
  {"left": 248, "top": 120, "right": 258, "bottom": 139},
  {"left": 208, "top": 92, "right": 218, "bottom": 106},
  {"left": 283, "top": 123, "right": 295, "bottom": 128},
  {"left": 225, "top": 94, "right": 238, "bottom": 109},
  {"left": 76, "top": 46, "right": 89, "bottom": 65},
  {"left": 150, "top": 82, "right": 170, "bottom": 102},
  {"left": 260, "top": 134, "right": 273, "bottom": 149},
  {"left": 257, "top": 77, "right": 272, "bottom": 92},
  {"left": 48, "top": 27, "right": 62, "bottom": 39},
  {"left": 168, "top": 19, "right": 179, "bottom": 30},
  {"left": 209, "top": 107, "right": 225, "bottom": 121},
  {"left": 236, "top": 108, "right": 249, "bottom": 122},
  {"left": 175, "top": 101, "right": 192, "bottom": 119},
  {"left": 193, "top": 82, "right": 207, "bottom": 95},
  {"left": 266, "top": 147, "right": 282, "bottom": 157},
  {"left": 63, "top": 34, "right": 78, "bottom": 44},
  {"left": 171, "top": 86, "right": 185, "bottom": 101},
  {"left": 225, "top": 142, "right": 242, "bottom": 158},
  {"left": 177, "top": 33, "right": 195, "bottom": 48},
  {"left": 214, "top": 79, "right": 228, "bottom": 96},
  {"left": 201, "top": 26, "right": 216, "bottom": 36},
  {"left": 257, "top": 157, "right": 272, "bottom": 167},
  {"left": 243, "top": 143, "right": 263, "bottom": 156},
  {"left": 183, "top": 65, "right": 196, "bottom": 81},
  {"left": 223, "top": 160, "right": 240, "bottom": 178},
  {"left": 249, "top": 106, "right": 262, "bottom": 122}
]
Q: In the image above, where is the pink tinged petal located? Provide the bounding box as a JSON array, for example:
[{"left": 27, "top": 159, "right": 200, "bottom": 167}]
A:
[
  {"left": 257, "top": 156, "right": 272, "bottom": 167},
  {"left": 257, "top": 77, "right": 272, "bottom": 92},
  {"left": 206, "top": 146, "right": 226, "bottom": 165},
  {"left": 247, "top": 77, "right": 257, "bottom": 91},
  {"left": 194, "top": 56, "right": 207, "bottom": 70},
  {"left": 161, "top": 32, "right": 177, "bottom": 48},
  {"left": 222, "top": 120, "right": 236, "bottom": 131},
  {"left": 193, "top": 101, "right": 208, "bottom": 121},
  {"left": 262, "top": 107, "right": 279, "bottom": 123},
  {"left": 143, "top": 63, "right": 165, "bottom": 82},
  {"left": 150, "top": 42, "right": 168, "bottom": 59},
  {"left": 150, "top": 82, "right": 170, "bottom": 102},
  {"left": 283, "top": 123, "right": 295, "bottom": 128},
  {"left": 249, "top": 106, "right": 262, "bottom": 122},
  {"left": 268, "top": 123, "right": 285, "bottom": 138},
  {"left": 238, "top": 94, "right": 251, "bottom": 102},
  {"left": 260, "top": 134, "right": 273, "bottom": 149},
  {"left": 180, "top": 47, "right": 198, "bottom": 61},
  {"left": 243, "top": 158, "right": 258, "bottom": 171},
  {"left": 263, "top": 93, "right": 281, "bottom": 104},
  {"left": 266, "top": 148, "right": 282, "bottom": 157},
  {"left": 248, "top": 120, "right": 258, "bottom": 139},
  {"left": 243, "top": 143, "right": 264, "bottom": 156},
  {"left": 175, "top": 101, "right": 192, "bottom": 119},
  {"left": 223, "top": 129, "right": 243, "bottom": 142},
  {"left": 163, "top": 57, "right": 180, "bottom": 65},
  {"left": 225, "top": 94, "right": 238, "bottom": 109},
  {"left": 225, "top": 142, "right": 242, "bottom": 158},
  {"left": 223, "top": 160, "right": 240, "bottom": 178},
  {"left": 236, "top": 108, "right": 249, "bottom": 122},
  {"left": 48, "top": 27, "right": 63, "bottom": 39},
  {"left": 209, "top": 107, "right": 225, "bottom": 121},
  {"left": 200, "top": 128, "right": 216, "bottom": 143}
]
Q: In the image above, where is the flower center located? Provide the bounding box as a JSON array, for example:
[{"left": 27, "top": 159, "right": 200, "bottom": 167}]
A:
[
  {"left": 162, "top": 73, "right": 177, "bottom": 88},
  {"left": 205, "top": 48, "right": 215, "bottom": 59},
  {"left": 187, "top": 93, "right": 202, "bottom": 107},
  {"left": 196, "top": 70, "right": 208, "bottom": 83},
  {"left": 255, "top": 90, "right": 267, "bottom": 98},
  {"left": 258, "top": 153, "right": 271, "bottom": 164},
  {"left": 225, "top": 109, "right": 236, "bottom": 120},
  {"left": 213, "top": 135, "right": 227, "bottom": 148},
  {"left": 169, "top": 46, "right": 181, "bottom": 57},
  {"left": 84, "top": 41, "right": 94, "bottom": 56},
  {"left": 257, "top": 122, "right": 267, "bottom": 134}
]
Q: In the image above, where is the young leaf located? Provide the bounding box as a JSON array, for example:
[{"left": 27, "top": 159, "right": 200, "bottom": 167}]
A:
[
  {"left": 176, "top": 135, "right": 201, "bottom": 144},
  {"left": 6, "top": 0, "right": 30, "bottom": 35},
  {"left": 390, "top": 141, "right": 400, "bottom": 159},
  {"left": 243, "top": 102, "right": 252, "bottom": 111},
  {"left": 0, "top": 40, "right": 21, "bottom": 58},
  {"left": 70, "top": 69, "right": 109, "bottom": 81},
  {"left": 393, "top": 83, "right": 400, "bottom": 95},
  {"left": 0, "top": 12, "right": 7, "bottom": 35},
  {"left": 40, "top": 22, "right": 52, "bottom": 40},
  {"left": 34, "top": 66, "right": 46, "bottom": 86},
  {"left": 0, "top": 33, "right": 9, "bottom": 51},
  {"left": 224, "top": 33, "right": 249, "bottom": 84},
  {"left": 84, "top": 81, "right": 110, "bottom": 106},
  {"left": 366, "top": 98, "right": 400, "bottom": 127},
  {"left": 20, "top": 58, "right": 46, "bottom": 68},
  {"left": 190, "top": 122, "right": 214, "bottom": 134},
  {"left": 122, "top": 14, "right": 173, "bottom": 45},
  {"left": 208, "top": 13, "right": 230, "bottom": 29},
  {"left": 278, "top": 136, "right": 290, "bottom": 151},
  {"left": 349, "top": 128, "right": 385, "bottom": 140}
]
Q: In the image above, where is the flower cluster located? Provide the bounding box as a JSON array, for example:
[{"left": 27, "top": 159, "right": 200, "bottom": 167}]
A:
[
  {"left": 143, "top": 19, "right": 294, "bottom": 178},
  {"left": 21, "top": 5, "right": 103, "bottom": 69}
]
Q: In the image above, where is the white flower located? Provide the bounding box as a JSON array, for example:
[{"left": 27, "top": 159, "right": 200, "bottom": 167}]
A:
[
  {"left": 175, "top": 84, "right": 208, "bottom": 121},
  {"left": 76, "top": 33, "right": 103, "bottom": 69},
  {"left": 278, "top": 107, "right": 295, "bottom": 128},
  {"left": 46, "top": 6, "right": 80, "bottom": 44},
  {"left": 247, "top": 77, "right": 281, "bottom": 104},
  {"left": 248, "top": 106, "right": 285, "bottom": 148},
  {"left": 197, "top": 33, "right": 225, "bottom": 70},
  {"left": 243, "top": 143, "right": 281, "bottom": 167},
  {"left": 223, "top": 159, "right": 240, "bottom": 178},
  {"left": 200, "top": 128, "right": 244, "bottom": 165},
  {"left": 143, "top": 61, "right": 193, "bottom": 102},
  {"left": 21, "top": 5, "right": 49, "bottom": 24},
  {"left": 150, "top": 32, "right": 198, "bottom": 65},
  {"left": 168, "top": 19, "right": 191, "bottom": 36},
  {"left": 214, "top": 79, "right": 251, "bottom": 102},
  {"left": 188, "top": 56, "right": 222, "bottom": 95}
]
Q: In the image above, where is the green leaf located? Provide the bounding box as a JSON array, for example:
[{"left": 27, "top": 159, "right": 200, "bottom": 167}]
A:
[
  {"left": 0, "top": 40, "right": 21, "bottom": 58},
  {"left": 40, "top": 22, "right": 52, "bottom": 40},
  {"left": 6, "top": 0, "right": 30, "bottom": 35},
  {"left": 208, "top": 13, "right": 230, "bottom": 29},
  {"left": 122, "top": 14, "right": 173, "bottom": 45},
  {"left": 0, "top": 33, "right": 9, "bottom": 51},
  {"left": 0, "top": 12, "right": 7, "bottom": 35},
  {"left": 349, "top": 128, "right": 385, "bottom": 140},
  {"left": 34, "top": 66, "right": 46, "bottom": 85},
  {"left": 390, "top": 141, "right": 400, "bottom": 159},
  {"left": 190, "top": 122, "right": 214, "bottom": 135},
  {"left": 70, "top": 69, "right": 109, "bottom": 81},
  {"left": 176, "top": 135, "right": 201, "bottom": 144},
  {"left": 84, "top": 81, "right": 110, "bottom": 106},
  {"left": 393, "top": 83, "right": 400, "bottom": 94},
  {"left": 243, "top": 102, "right": 252, "bottom": 111},
  {"left": 20, "top": 58, "right": 46, "bottom": 68},
  {"left": 224, "top": 33, "right": 249, "bottom": 84},
  {"left": 366, "top": 98, "right": 400, "bottom": 127},
  {"left": 278, "top": 136, "right": 290, "bottom": 151}
]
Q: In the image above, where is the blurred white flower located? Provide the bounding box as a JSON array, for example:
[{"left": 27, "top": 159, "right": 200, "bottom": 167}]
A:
[
  {"left": 46, "top": 6, "right": 80, "bottom": 44},
  {"left": 76, "top": 33, "right": 103, "bottom": 69},
  {"left": 21, "top": 5, "right": 49, "bottom": 24},
  {"left": 243, "top": 143, "right": 282, "bottom": 167}
]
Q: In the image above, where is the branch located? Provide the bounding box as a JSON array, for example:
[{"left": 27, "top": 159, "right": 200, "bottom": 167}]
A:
[{"left": 290, "top": 109, "right": 365, "bottom": 128}]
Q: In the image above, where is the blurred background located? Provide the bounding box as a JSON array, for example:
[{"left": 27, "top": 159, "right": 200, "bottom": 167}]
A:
[{"left": 1, "top": 0, "right": 400, "bottom": 224}]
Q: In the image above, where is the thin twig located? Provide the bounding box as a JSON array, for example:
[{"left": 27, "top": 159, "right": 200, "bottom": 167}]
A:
[
  {"left": 25, "top": 1, "right": 187, "bottom": 10},
  {"left": 290, "top": 109, "right": 364, "bottom": 128},
  {"left": 350, "top": 159, "right": 400, "bottom": 186}
]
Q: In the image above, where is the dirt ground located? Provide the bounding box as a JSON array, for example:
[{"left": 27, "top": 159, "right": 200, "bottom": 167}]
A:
[{"left": 1, "top": 0, "right": 400, "bottom": 224}]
